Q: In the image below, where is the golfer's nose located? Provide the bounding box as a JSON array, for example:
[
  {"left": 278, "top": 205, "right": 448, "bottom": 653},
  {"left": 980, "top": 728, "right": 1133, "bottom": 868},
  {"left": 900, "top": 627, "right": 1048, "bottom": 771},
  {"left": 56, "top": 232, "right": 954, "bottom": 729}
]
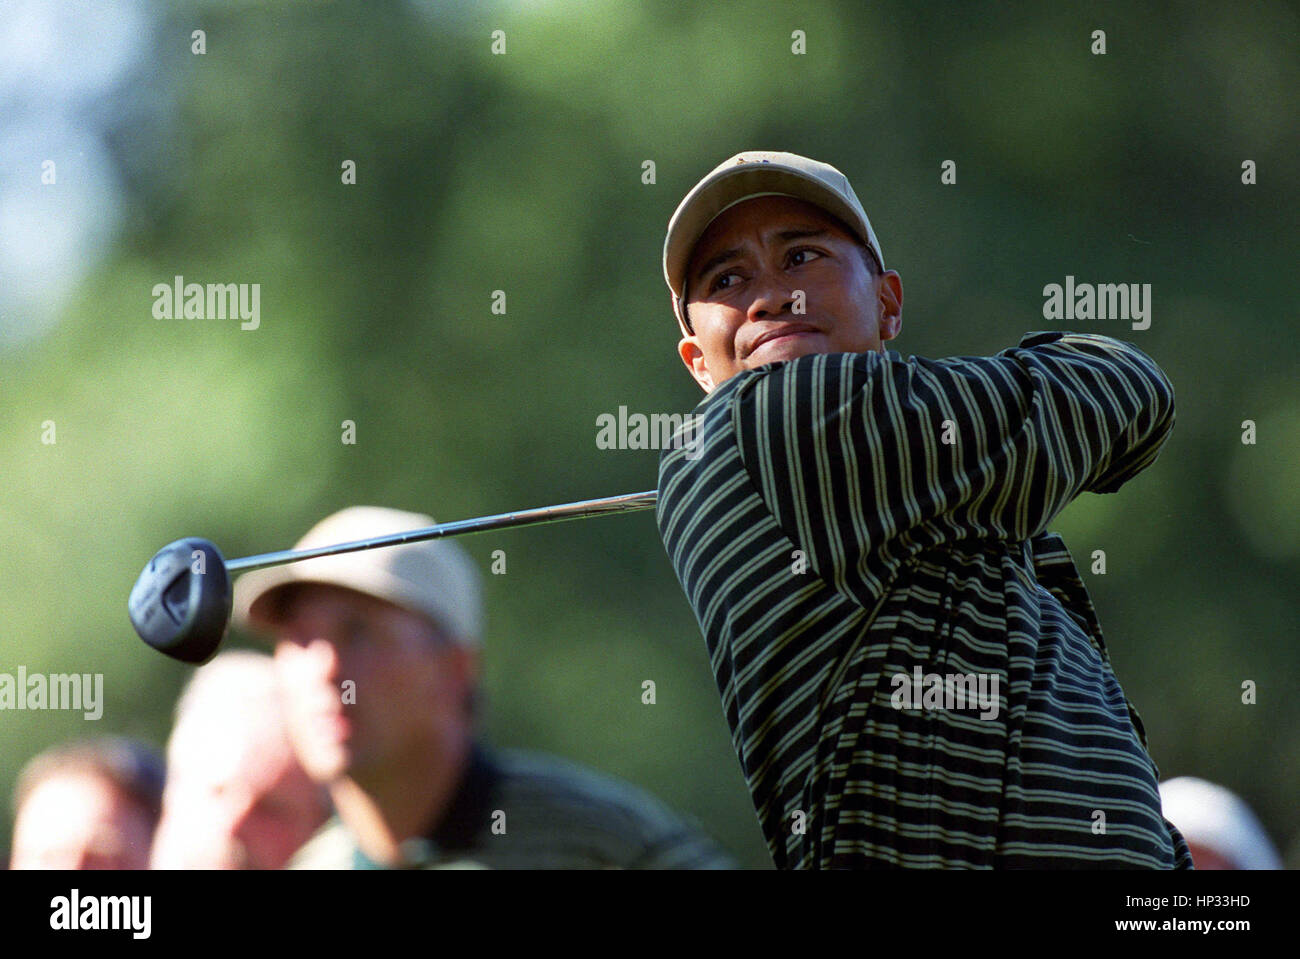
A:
[{"left": 746, "top": 268, "right": 793, "bottom": 321}]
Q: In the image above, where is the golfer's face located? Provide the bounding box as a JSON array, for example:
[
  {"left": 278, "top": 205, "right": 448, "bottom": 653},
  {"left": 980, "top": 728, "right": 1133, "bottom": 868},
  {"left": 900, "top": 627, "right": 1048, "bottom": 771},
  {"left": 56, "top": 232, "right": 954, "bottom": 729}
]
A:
[
  {"left": 273, "top": 586, "right": 471, "bottom": 787},
  {"left": 680, "top": 195, "right": 901, "bottom": 391}
]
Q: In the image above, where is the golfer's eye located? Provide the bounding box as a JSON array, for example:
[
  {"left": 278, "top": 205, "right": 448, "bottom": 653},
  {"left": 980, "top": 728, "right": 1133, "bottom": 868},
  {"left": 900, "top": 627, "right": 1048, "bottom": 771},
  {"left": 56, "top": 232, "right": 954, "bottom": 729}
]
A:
[
  {"left": 787, "top": 247, "right": 823, "bottom": 267},
  {"left": 709, "top": 270, "right": 741, "bottom": 293}
]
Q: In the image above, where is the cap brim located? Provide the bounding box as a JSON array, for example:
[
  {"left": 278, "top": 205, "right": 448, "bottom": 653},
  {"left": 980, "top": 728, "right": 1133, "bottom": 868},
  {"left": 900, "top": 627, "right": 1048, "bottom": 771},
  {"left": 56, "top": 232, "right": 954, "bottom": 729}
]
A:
[{"left": 664, "top": 164, "right": 874, "bottom": 301}]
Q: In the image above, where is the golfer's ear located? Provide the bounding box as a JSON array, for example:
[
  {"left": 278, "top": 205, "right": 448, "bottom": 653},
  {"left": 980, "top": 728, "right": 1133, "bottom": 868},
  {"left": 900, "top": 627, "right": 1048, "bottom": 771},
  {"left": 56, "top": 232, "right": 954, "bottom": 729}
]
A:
[
  {"left": 877, "top": 270, "right": 903, "bottom": 343},
  {"left": 679, "top": 337, "right": 715, "bottom": 393}
]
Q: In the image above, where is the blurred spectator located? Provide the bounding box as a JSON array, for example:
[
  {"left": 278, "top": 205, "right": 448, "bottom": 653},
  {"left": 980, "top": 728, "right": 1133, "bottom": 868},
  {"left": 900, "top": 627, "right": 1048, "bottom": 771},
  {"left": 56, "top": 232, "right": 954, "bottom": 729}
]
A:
[
  {"left": 151, "top": 650, "right": 330, "bottom": 869},
  {"left": 234, "top": 506, "right": 733, "bottom": 869},
  {"left": 1159, "top": 776, "right": 1282, "bottom": 870},
  {"left": 10, "top": 737, "right": 163, "bottom": 870}
]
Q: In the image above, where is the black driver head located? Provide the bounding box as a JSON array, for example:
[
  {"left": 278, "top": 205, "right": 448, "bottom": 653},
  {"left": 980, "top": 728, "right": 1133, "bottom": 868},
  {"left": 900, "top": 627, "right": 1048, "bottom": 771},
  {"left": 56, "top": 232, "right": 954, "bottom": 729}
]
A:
[{"left": 128, "top": 538, "right": 232, "bottom": 664}]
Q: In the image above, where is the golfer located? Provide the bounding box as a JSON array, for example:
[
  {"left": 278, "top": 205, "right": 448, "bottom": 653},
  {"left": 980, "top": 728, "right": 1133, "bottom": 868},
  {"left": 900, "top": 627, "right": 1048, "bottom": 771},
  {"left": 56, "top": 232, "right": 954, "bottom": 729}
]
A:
[{"left": 656, "top": 150, "right": 1192, "bottom": 869}]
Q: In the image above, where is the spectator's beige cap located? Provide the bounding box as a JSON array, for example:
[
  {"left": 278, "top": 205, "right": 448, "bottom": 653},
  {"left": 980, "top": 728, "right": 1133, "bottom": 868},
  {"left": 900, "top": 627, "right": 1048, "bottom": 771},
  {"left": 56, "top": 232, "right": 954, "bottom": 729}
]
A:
[
  {"left": 663, "top": 151, "right": 885, "bottom": 334},
  {"left": 232, "top": 506, "right": 482, "bottom": 647}
]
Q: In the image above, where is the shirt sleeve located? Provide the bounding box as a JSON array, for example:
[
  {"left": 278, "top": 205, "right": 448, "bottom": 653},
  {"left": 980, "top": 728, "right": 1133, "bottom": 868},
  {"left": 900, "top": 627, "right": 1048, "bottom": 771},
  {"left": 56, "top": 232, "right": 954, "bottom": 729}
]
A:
[{"left": 731, "top": 332, "right": 1175, "bottom": 607}]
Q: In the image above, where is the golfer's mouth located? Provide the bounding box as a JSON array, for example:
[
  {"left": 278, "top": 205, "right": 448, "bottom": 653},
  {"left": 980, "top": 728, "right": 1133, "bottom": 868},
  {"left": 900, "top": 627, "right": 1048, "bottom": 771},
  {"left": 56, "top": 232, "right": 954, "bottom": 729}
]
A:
[{"left": 747, "top": 323, "right": 823, "bottom": 357}]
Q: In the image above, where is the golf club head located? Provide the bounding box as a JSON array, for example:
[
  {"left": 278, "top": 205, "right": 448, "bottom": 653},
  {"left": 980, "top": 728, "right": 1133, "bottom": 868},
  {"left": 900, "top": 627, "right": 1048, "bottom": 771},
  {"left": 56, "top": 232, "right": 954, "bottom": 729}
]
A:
[{"left": 128, "top": 538, "right": 231, "bottom": 664}]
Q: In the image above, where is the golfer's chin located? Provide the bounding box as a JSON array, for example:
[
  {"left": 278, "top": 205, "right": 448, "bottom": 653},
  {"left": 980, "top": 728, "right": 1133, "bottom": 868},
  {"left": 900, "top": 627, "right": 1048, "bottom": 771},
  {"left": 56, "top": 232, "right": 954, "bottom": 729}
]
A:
[{"left": 744, "top": 330, "right": 831, "bottom": 368}]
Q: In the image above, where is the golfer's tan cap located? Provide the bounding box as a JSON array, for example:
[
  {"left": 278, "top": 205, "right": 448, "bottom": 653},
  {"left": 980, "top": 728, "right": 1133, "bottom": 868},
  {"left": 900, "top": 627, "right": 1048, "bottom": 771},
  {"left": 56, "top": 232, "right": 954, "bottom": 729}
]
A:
[
  {"left": 232, "top": 506, "right": 482, "bottom": 647},
  {"left": 663, "top": 151, "right": 885, "bottom": 334}
]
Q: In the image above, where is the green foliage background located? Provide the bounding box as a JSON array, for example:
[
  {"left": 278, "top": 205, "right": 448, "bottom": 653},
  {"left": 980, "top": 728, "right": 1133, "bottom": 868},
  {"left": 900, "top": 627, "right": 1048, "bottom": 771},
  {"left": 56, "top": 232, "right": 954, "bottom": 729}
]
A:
[{"left": 2, "top": 0, "right": 1296, "bottom": 867}]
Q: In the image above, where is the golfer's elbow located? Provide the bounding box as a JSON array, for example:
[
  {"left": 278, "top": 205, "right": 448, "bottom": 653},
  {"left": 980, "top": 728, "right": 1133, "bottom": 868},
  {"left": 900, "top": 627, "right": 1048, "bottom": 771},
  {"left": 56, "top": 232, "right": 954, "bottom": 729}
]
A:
[
  {"left": 1122, "top": 338, "right": 1175, "bottom": 441},
  {"left": 1089, "top": 338, "right": 1176, "bottom": 493}
]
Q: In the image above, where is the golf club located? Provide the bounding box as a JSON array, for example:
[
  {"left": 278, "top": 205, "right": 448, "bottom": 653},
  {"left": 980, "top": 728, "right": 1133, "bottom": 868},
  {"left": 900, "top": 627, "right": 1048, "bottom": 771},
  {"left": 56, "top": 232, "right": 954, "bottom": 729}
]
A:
[{"left": 129, "top": 491, "right": 659, "bottom": 664}]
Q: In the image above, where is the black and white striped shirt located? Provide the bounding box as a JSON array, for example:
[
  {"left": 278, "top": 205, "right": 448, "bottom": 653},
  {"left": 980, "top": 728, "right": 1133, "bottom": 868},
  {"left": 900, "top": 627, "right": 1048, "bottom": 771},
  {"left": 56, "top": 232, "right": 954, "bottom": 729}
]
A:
[{"left": 657, "top": 331, "right": 1192, "bottom": 868}]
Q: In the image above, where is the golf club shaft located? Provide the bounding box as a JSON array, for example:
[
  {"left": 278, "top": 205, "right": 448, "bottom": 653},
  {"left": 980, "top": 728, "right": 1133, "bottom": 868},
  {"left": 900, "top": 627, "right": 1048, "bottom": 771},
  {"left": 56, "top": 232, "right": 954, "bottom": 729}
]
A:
[{"left": 224, "top": 491, "right": 660, "bottom": 574}]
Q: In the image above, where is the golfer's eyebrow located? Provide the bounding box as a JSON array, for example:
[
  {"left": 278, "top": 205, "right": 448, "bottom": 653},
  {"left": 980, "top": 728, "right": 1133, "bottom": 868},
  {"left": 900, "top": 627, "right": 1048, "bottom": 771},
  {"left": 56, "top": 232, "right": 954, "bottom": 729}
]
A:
[
  {"left": 692, "top": 229, "right": 833, "bottom": 286},
  {"left": 691, "top": 249, "right": 743, "bottom": 288}
]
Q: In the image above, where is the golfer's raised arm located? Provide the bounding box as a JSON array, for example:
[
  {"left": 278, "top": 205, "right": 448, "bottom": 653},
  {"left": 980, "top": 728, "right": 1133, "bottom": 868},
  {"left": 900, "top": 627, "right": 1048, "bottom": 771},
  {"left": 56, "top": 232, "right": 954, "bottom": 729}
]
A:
[{"left": 731, "top": 331, "right": 1175, "bottom": 602}]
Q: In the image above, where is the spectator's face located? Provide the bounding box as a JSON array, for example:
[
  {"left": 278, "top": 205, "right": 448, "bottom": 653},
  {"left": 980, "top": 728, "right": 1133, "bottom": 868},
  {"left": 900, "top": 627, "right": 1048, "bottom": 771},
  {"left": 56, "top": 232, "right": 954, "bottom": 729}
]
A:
[
  {"left": 273, "top": 585, "right": 477, "bottom": 789},
  {"left": 679, "top": 195, "right": 902, "bottom": 391},
  {"left": 152, "top": 725, "right": 326, "bottom": 870},
  {"left": 10, "top": 773, "right": 154, "bottom": 870}
]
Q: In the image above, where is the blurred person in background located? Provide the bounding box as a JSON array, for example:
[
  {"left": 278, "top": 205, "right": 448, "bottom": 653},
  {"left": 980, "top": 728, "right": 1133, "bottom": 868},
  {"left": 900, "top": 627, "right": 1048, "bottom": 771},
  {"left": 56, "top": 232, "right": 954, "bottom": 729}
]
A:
[
  {"left": 234, "top": 505, "right": 733, "bottom": 869},
  {"left": 151, "top": 650, "right": 331, "bottom": 869},
  {"left": 10, "top": 736, "right": 163, "bottom": 870},
  {"left": 1159, "top": 777, "right": 1283, "bottom": 870}
]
